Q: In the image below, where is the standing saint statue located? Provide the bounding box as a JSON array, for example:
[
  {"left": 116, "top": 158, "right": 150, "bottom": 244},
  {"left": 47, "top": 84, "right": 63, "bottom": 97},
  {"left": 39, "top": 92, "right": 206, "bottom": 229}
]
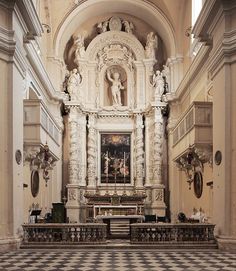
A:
[
  {"left": 145, "top": 32, "right": 158, "bottom": 59},
  {"left": 162, "top": 64, "right": 170, "bottom": 93},
  {"left": 152, "top": 70, "right": 165, "bottom": 100},
  {"left": 107, "top": 70, "right": 124, "bottom": 106},
  {"left": 73, "top": 34, "right": 86, "bottom": 65},
  {"left": 67, "top": 68, "right": 81, "bottom": 100}
]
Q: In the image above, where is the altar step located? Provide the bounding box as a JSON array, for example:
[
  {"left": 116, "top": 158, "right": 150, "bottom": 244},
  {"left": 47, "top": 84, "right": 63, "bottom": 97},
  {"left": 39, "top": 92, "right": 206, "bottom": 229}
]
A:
[
  {"left": 21, "top": 241, "right": 218, "bottom": 250},
  {"left": 109, "top": 219, "right": 130, "bottom": 238}
]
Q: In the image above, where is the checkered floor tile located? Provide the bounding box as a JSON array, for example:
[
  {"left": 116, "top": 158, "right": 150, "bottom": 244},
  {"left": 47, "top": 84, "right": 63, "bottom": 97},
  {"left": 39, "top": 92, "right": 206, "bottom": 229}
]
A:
[{"left": 0, "top": 249, "right": 235, "bottom": 271}]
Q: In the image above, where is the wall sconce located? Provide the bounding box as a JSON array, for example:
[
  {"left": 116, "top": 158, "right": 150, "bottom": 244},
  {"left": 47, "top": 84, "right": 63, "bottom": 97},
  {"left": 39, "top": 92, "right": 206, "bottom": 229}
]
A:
[
  {"left": 185, "top": 26, "right": 192, "bottom": 37},
  {"left": 42, "top": 23, "right": 51, "bottom": 33},
  {"left": 24, "top": 143, "right": 57, "bottom": 185},
  {"left": 175, "top": 146, "right": 210, "bottom": 189}
]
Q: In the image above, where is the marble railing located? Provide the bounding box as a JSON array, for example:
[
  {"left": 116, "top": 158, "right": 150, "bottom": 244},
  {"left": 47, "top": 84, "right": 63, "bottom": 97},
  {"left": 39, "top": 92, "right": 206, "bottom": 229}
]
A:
[
  {"left": 130, "top": 223, "right": 216, "bottom": 244},
  {"left": 22, "top": 223, "right": 106, "bottom": 244}
]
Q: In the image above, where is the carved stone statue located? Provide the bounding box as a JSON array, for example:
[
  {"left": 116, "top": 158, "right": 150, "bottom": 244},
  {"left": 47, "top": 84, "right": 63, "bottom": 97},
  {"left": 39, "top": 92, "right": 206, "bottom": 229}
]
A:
[
  {"left": 107, "top": 70, "right": 124, "bottom": 106},
  {"left": 152, "top": 70, "right": 165, "bottom": 100},
  {"left": 73, "top": 34, "right": 86, "bottom": 63},
  {"left": 145, "top": 32, "right": 158, "bottom": 59},
  {"left": 162, "top": 64, "right": 170, "bottom": 93},
  {"left": 97, "top": 51, "right": 104, "bottom": 71},
  {"left": 122, "top": 20, "right": 134, "bottom": 34},
  {"left": 62, "top": 69, "right": 70, "bottom": 94},
  {"left": 67, "top": 68, "right": 81, "bottom": 100},
  {"left": 97, "top": 17, "right": 135, "bottom": 35},
  {"left": 97, "top": 20, "right": 109, "bottom": 33}
]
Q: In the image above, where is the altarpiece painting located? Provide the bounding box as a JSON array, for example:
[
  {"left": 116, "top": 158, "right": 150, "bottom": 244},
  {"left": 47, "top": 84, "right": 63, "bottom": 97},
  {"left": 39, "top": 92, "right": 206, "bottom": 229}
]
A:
[{"left": 101, "top": 133, "right": 131, "bottom": 184}]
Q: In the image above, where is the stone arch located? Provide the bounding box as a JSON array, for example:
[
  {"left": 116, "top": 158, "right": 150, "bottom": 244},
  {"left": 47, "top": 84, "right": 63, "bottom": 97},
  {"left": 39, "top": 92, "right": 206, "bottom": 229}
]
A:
[
  {"left": 53, "top": 0, "right": 177, "bottom": 59},
  {"left": 85, "top": 31, "right": 145, "bottom": 61}
]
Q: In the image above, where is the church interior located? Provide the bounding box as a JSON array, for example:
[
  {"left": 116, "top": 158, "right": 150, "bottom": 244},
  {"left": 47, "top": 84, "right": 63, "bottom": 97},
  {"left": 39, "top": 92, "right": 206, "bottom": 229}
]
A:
[{"left": 0, "top": 0, "right": 236, "bottom": 269}]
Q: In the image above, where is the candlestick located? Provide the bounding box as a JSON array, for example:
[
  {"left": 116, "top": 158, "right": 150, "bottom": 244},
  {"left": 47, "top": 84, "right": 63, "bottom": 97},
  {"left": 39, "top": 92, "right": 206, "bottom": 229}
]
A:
[
  {"left": 114, "top": 172, "right": 117, "bottom": 195},
  {"left": 124, "top": 152, "right": 126, "bottom": 178},
  {"left": 106, "top": 151, "right": 109, "bottom": 178}
]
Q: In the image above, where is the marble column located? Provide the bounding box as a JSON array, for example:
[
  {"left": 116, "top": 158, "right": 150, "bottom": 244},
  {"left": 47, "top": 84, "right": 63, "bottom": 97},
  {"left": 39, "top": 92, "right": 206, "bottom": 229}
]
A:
[
  {"left": 135, "top": 113, "right": 144, "bottom": 188},
  {"left": 150, "top": 106, "right": 166, "bottom": 217},
  {"left": 66, "top": 107, "right": 80, "bottom": 222},
  {"left": 152, "top": 107, "right": 164, "bottom": 184},
  {"left": 87, "top": 114, "right": 97, "bottom": 187},
  {"left": 77, "top": 111, "right": 87, "bottom": 186},
  {"left": 68, "top": 107, "right": 79, "bottom": 184}
]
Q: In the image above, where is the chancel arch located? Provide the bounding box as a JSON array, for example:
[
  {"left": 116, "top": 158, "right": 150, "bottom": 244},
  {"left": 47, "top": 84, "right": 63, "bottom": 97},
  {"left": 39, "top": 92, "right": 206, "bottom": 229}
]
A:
[{"left": 53, "top": 0, "right": 177, "bottom": 59}]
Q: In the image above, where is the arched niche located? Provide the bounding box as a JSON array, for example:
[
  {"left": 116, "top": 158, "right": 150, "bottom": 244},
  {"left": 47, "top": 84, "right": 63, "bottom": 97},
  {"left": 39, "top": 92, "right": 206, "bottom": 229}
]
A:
[
  {"left": 104, "top": 65, "right": 127, "bottom": 107},
  {"left": 95, "top": 44, "right": 136, "bottom": 108}
]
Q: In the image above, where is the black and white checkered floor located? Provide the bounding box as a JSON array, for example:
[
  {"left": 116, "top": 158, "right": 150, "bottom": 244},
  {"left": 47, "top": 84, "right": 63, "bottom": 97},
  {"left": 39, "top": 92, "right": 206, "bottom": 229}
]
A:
[{"left": 0, "top": 249, "right": 235, "bottom": 271}]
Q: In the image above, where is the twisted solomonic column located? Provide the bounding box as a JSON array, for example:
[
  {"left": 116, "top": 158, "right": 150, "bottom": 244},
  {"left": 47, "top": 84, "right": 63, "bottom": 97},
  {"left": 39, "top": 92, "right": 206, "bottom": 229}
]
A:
[
  {"left": 152, "top": 107, "right": 164, "bottom": 184},
  {"left": 77, "top": 112, "right": 87, "bottom": 186},
  {"left": 135, "top": 114, "right": 144, "bottom": 187},
  {"left": 87, "top": 114, "right": 97, "bottom": 187},
  {"left": 68, "top": 108, "right": 79, "bottom": 184}
]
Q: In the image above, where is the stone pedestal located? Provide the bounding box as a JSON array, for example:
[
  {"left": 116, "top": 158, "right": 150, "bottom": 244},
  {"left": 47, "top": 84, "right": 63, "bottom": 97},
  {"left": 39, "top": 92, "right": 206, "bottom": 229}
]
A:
[
  {"left": 151, "top": 185, "right": 166, "bottom": 217},
  {"left": 66, "top": 184, "right": 80, "bottom": 222}
]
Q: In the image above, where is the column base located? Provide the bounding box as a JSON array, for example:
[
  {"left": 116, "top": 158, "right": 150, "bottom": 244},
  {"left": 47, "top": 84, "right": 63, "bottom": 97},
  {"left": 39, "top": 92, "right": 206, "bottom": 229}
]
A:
[
  {"left": 217, "top": 235, "right": 236, "bottom": 252},
  {"left": 151, "top": 185, "right": 166, "bottom": 217},
  {"left": 143, "top": 184, "right": 166, "bottom": 216},
  {"left": 0, "top": 237, "right": 21, "bottom": 252},
  {"left": 66, "top": 184, "right": 80, "bottom": 223}
]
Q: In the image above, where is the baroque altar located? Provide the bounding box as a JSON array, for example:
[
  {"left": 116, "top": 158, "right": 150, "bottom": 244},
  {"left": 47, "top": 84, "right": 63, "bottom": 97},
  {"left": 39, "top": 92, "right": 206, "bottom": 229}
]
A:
[{"left": 63, "top": 16, "right": 169, "bottom": 223}]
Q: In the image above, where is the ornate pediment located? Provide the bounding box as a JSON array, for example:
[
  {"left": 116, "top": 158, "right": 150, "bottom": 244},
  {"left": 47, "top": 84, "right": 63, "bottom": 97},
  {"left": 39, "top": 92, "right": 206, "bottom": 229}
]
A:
[
  {"left": 96, "top": 44, "right": 135, "bottom": 71},
  {"left": 85, "top": 31, "right": 145, "bottom": 61}
]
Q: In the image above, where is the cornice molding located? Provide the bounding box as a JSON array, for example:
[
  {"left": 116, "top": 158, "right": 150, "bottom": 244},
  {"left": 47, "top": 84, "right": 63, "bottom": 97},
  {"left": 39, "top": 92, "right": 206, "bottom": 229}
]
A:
[
  {"left": 25, "top": 42, "right": 64, "bottom": 102},
  {"left": 193, "top": 0, "right": 236, "bottom": 43},
  {"left": 13, "top": 42, "right": 28, "bottom": 77},
  {"left": 166, "top": 44, "right": 212, "bottom": 103},
  {"left": 0, "top": 0, "right": 16, "bottom": 10},
  {"left": 208, "top": 29, "right": 236, "bottom": 79},
  {"left": 15, "top": 0, "right": 43, "bottom": 38},
  {"left": 0, "top": 26, "right": 16, "bottom": 60},
  {"left": 192, "top": 0, "right": 218, "bottom": 43}
]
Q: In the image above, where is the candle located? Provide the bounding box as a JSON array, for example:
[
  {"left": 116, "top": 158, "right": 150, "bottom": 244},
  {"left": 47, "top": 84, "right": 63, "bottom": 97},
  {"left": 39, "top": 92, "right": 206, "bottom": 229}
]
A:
[
  {"left": 124, "top": 152, "right": 126, "bottom": 178},
  {"left": 106, "top": 151, "right": 109, "bottom": 178}
]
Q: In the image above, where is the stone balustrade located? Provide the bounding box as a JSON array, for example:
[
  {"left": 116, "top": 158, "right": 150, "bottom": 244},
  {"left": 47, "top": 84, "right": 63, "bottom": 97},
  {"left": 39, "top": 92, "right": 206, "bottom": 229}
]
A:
[
  {"left": 130, "top": 223, "right": 216, "bottom": 244},
  {"left": 22, "top": 223, "right": 106, "bottom": 245}
]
